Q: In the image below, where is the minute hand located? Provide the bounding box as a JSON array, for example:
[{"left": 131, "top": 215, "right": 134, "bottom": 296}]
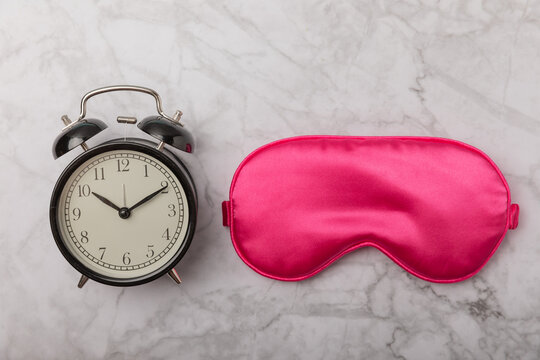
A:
[{"left": 128, "top": 184, "right": 168, "bottom": 212}]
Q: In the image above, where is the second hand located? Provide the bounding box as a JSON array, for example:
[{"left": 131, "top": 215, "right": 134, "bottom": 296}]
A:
[{"left": 122, "top": 184, "right": 127, "bottom": 207}]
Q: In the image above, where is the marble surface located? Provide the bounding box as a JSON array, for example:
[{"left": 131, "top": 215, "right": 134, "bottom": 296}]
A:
[{"left": 0, "top": 0, "right": 539, "bottom": 359}]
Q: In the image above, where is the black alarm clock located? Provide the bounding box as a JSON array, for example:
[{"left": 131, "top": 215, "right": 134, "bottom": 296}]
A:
[{"left": 50, "top": 85, "right": 197, "bottom": 288}]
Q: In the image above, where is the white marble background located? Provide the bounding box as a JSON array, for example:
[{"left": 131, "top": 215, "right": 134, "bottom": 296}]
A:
[{"left": 0, "top": 0, "right": 539, "bottom": 359}]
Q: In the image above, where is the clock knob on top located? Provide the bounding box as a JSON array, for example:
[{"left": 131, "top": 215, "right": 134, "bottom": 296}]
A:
[
  {"left": 138, "top": 110, "right": 194, "bottom": 153},
  {"left": 52, "top": 116, "right": 107, "bottom": 159}
]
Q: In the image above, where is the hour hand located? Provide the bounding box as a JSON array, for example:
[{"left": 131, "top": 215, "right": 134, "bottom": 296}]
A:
[{"left": 91, "top": 192, "right": 121, "bottom": 211}]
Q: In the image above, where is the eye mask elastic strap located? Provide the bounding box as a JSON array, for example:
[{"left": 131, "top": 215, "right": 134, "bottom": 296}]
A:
[
  {"left": 222, "top": 201, "right": 231, "bottom": 227},
  {"left": 509, "top": 203, "right": 519, "bottom": 230}
]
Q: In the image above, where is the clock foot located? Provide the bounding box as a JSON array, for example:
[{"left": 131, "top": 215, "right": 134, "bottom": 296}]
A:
[
  {"left": 78, "top": 275, "right": 89, "bottom": 288},
  {"left": 168, "top": 268, "right": 182, "bottom": 285}
]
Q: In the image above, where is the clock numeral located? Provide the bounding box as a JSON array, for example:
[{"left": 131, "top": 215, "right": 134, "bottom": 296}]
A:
[
  {"left": 80, "top": 231, "right": 89, "bottom": 244},
  {"left": 98, "top": 247, "right": 106, "bottom": 260},
  {"left": 146, "top": 245, "right": 155, "bottom": 258},
  {"left": 161, "top": 181, "right": 169, "bottom": 193},
  {"left": 72, "top": 208, "right": 81, "bottom": 221},
  {"left": 144, "top": 164, "right": 149, "bottom": 177},
  {"left": 122, "top": 252, "right": 131, "bottom": 265},
  {"left": 168, "top": 204, "right": 176, "bottom": 217},
  {"left": 162, "top": 228, "right": 170, "bottom": 241},
  {"left": 77, "top": 184, "right": 91, "bottom": 197},
  {"left": 117, "top": 159, "right": 130, "bottom": 172},
  {"left": 94, "top": 167, "right": 105, "bottom": 180}
]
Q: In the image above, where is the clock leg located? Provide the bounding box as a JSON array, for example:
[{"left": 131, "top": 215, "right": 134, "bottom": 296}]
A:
[
  {"left": 77, "top": 275, "right": 89, "bottom": 288},
  {"left": 167, "top": 268, "right": 182, "bottom": 285}
]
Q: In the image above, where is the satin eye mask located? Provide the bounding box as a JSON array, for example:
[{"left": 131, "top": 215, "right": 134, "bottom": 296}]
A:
[{"left": 222, "top": 136, "right": 519, "bottom": 283}]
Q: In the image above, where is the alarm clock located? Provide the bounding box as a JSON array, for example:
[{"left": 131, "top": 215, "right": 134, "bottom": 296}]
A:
[{"left": 49, "top": 85, "right": 197, "bottom": 288}]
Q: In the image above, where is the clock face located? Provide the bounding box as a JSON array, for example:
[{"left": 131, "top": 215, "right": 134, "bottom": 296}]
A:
[{"left": 52, "top": 146, "right": 192, "bottom": 282}]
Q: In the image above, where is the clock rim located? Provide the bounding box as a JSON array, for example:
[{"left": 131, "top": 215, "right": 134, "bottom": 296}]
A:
[{"left": 50, "top": 138, "right": 197, "bottom": 287}]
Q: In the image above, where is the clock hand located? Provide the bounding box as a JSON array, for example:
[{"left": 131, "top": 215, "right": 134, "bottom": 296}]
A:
[
  {"left": 91, "top": 192, "right": 121, "bottom": 211},
  {"left": 128, "top": 184, "right": 168, "bottom": 212}
]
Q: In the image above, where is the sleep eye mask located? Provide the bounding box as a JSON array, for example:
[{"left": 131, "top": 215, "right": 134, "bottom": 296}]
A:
[{"left": 222, "top": 136, "right": 519, "bottom": 283}]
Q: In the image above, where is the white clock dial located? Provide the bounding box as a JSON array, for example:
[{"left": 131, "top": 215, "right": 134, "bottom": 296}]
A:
[{"left": 56, "top": 149, "right": 190, "bottom": 279}]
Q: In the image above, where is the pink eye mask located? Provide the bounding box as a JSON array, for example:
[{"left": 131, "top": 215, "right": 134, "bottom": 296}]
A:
[{"left": 222, "top": 136, "right": 519, "bottom": 283}]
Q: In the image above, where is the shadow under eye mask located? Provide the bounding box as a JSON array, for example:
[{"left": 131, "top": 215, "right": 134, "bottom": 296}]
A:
[{"left": 222, "top": 136, "right": 519, "bottom": 283}]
